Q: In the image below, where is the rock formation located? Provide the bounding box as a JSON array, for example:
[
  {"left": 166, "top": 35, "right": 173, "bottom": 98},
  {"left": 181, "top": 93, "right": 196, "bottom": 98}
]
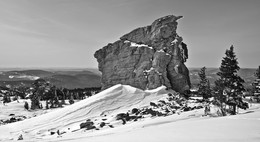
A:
[{"left": 94, "top": 15, "right": 190, "bottom": 93}]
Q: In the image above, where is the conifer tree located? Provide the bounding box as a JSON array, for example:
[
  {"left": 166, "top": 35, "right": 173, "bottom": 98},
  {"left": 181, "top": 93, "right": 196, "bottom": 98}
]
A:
[
  {"left": 252, "top": 66, "right": 260, "bottom": 102},
  {"left": 198, "top": 67, "right": 211, "bottom": 100},
  {"left": 30, "top": 79, "right": 47, "bottom": 110},
  {"left": 214, "top": 45, "right": 246, "bottom": 115}
]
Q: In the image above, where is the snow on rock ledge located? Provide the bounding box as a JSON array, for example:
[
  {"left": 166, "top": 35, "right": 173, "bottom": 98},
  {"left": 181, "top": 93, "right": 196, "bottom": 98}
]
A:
[{"left": 94, "top": 15, "right": 190, "bottom": 92}]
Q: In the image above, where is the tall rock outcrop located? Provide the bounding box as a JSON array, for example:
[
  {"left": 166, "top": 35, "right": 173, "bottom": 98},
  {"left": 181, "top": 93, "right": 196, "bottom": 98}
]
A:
[{"left": 94, "top": 15, "right": 190, "bottom": 93}]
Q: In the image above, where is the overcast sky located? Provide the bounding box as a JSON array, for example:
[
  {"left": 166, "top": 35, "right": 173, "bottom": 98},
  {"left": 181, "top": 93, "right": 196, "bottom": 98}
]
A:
[{"left": 0, "top": 0, "right": 259, "bottom": 68}]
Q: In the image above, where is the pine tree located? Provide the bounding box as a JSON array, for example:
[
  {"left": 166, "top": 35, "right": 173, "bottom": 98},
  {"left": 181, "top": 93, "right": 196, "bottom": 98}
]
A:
[
  {"left": 30, "top": 79, "right": 46, "bottom": 110},
  {"left": 198, "top": 67, "right": 211, "bottom": 100},
  {"left": 214, "top": 45, "right": 246, "bottom": 115},
  {"left": 252, "top": 66, "right": 260, "bottom": 102},
  {"left": 213, "top": 79, "right": 227, "bottom": 116}
]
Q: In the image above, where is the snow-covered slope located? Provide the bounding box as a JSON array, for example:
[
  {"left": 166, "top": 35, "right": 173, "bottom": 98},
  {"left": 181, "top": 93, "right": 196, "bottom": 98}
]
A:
[
  {"left": 58, "top": 104, "right": 260, "bottom": 142},
  {"left": 0, "top": 84, "right": 168, "bottom": 141},
  {"left": 1, "top": 84, "right": 260, "bottom": 142}
]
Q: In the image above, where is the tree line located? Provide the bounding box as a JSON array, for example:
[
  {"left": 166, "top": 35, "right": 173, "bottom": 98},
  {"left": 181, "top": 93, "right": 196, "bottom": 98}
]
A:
[
  {"left": 0, "top": 79, "right": 101, "bottom": 110},
  {"left": 196, "top": 45, "right": 260, "bottom": 115}
]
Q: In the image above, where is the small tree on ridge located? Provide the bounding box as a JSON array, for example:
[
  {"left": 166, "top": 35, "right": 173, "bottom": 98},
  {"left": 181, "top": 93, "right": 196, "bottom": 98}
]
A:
[
  {"left": 198, "top": 67, "right": 211, "bottom": 100},
  {"left": 214, "top": 45, "right": 247, "bottom": 115}
]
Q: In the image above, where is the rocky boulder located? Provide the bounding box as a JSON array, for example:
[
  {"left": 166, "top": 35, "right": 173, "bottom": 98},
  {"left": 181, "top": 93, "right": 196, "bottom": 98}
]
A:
[{"left": 94, "top": 15, "right": 190, "bottom": 93}]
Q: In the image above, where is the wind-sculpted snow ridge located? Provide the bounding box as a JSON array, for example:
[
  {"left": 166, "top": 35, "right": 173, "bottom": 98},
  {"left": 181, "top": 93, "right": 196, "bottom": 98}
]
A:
[{"left": 0, "top": 84, "right": 168, "bottom": 141}]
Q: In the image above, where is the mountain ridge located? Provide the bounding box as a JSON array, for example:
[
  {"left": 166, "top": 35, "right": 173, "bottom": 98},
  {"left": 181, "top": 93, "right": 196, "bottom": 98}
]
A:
[
  {"left": 0, "top": 67, "right": 257, "bottom": 89},
  {"left": 0, "top": 68, "right": 101, "bottom": 89},
  {"left": 189, "top": 67, "right": 257, "bottom": 89}
]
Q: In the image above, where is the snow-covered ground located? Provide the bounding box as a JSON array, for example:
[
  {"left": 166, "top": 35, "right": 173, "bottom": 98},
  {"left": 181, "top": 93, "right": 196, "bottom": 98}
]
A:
[
  {"left": 0, "top": 99, "right": 59, "bottom": 121},
  {"left": 0, "top": 84, "right": 259, "bottom": 142},
  {"left": 55, "top": 105, "right": 260, "bottom": 142}
]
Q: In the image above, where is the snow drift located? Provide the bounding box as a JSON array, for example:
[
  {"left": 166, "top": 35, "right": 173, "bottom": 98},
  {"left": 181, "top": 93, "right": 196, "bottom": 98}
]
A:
[
  {"left": 0, "top": 84, "right": 168, "bottom": 140},
  {"left": 1, "top": 84, "right": 260, "bottom": 142}
]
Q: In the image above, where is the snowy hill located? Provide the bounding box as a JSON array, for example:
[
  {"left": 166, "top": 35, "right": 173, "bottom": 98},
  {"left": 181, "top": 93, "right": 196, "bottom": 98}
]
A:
[
  {"left": 0, "top": 84, "right": 259, "bottom": 142},
  {"left": 0, "top": 84, "right": 168, "bottom": 141}
]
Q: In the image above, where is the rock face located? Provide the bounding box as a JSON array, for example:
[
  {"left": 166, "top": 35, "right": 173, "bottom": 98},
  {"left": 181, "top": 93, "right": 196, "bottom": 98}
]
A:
[{"left": 94, "top": 15, "right": 190, "bottom": 93}]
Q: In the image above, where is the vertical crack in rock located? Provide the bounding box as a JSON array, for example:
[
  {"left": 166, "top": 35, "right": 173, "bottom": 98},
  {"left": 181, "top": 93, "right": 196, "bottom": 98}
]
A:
[{"left": 94, "top": 15, "right": 190, "bottom": 93}]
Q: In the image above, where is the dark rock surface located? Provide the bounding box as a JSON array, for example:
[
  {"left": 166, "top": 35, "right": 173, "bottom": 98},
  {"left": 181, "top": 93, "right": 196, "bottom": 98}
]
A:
[{"left": 94, "top": 15, "right": 190, "bottom": 92}]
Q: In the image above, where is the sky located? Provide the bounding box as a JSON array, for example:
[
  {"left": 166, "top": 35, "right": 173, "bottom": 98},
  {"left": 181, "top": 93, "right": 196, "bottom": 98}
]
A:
[{"left": 0, "top": 0, "right": 259, "bottom": 69}]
